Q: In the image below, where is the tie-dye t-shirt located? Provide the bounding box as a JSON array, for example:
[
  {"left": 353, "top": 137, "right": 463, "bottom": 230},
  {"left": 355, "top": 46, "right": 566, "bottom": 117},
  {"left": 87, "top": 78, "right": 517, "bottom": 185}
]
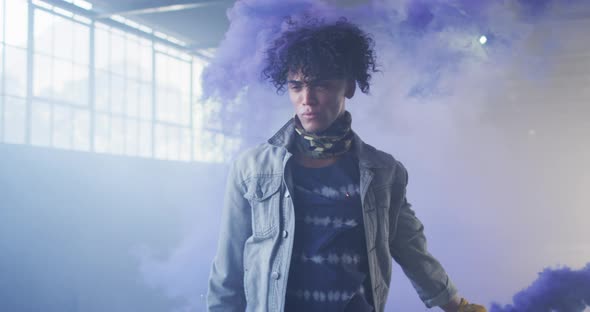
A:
[{"left": 285, "top": 152, "right": 374, "bottom": 312}]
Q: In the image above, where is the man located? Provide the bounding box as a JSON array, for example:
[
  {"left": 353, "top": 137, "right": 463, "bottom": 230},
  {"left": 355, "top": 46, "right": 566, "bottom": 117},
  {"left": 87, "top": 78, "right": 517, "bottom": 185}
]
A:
[{"left": 207, "top": 19, "right": 487, "bottom": 312}]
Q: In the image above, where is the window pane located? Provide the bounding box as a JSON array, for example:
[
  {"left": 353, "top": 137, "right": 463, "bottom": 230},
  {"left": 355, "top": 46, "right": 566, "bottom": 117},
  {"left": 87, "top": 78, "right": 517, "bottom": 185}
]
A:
[
  {"left": 110, "top": 116, "right": 124, "bottom": 154},
  {"left": 126, "top": 80, "right": 139, "bottom": 117},
  {"left": 34, "top": 53, "right": 54, "bottom": 97},
  {"left": 31, "top": 101, "right": 52, "bottom": 147},
  {"left": 4, "top": 46, "right": 27, "bottom": 97},
  {"left": 168, "top": 126, "right": 179, "bottom": 160},
  {"left": 168, "top": 91, "right": 181, "bottom": 123},
  {"left": 139, "top": 40, "right": 152, "bottom": 82},
  {"left": 95, "top": 70, "right": 109, "bottom": 112},
  {"left": 192, "top": 128, "right": 202, "bottom": 161},
  {"left": 72, "top": 64, "right": 89, "bottom": 105},
  {"left": 181, "top": 94, "right": 190, "bottom": 125},
  {"left": 160, "top": 54, "right": 171, "bottom": 85},
  {"left": 126, "top": 36, "right": 140, "bottom": 79},
  {"left": 3, "top": 96, "right": 26, "bottom": 144},
  {"left": 53, "top": 15, "right": 74, "bottom": 60},
  {"left": 72, "top": 22, "right": 89, "bottom": 65},
  {"left": 0, "top": 0, "right": 4, "bottom": 42},
  {"left": 34, "top": 8, "right": 54, "bottom": 55},
  {"left": 72, "top": 108, "right": 89, "bottom": 151},
  {"left": 138, "top": 82, "right": 152, "bottom": 120},
  {"left": 156, "top": 88, "right": 168, "bottom": 122},
  {"left": 155, "top": 52, "right": 167, "bottom": 83},
  {"left": 110, "top": 74, "right": 125, "bottom": 114},
  {"left": 139, "top": 121, "right": 151, "bottom": 157},
  {"left": 192, "top": 101, "right": 203, "bottom": 129},
  {"left": 53, "top": 105, "right": 72, "bottom": 149},
  {"left": 52, "top": 59, "right": 73, "bottom": 100},
  {"left": 110, "top": 31, "right": 125, "bottom": 76},
  {"left": 155, "top": 123, "right": 167, "bottom": 159},
  {"left": 5, "top": 0, "right": 28, "bottom": 48},
  {"left": 178, "top": 62, "right": 190, "bottom": 95},
  {"left": 125, "top": 118, "right": 137, "bottom": 156},
  {"left": 95, "top": 113, "right": 110, "bottom": 153},
  {"left": 95, "top": 25, "right": 110, "bottom": 71},
  {"left": 0, "top": 45, "right": 3, "bottom": 90},
  {"left": 180, "top": 128, "right": 191, "bottom": 161},
  {"left": 155, "top": 53, "right": 192, "bottom": 124}
]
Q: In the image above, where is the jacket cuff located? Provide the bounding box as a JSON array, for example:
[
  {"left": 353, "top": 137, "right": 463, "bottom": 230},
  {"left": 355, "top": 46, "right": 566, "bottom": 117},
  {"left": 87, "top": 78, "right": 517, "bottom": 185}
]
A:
[{"left": 423, "top": 281, "right": 458, "bottom": 308}]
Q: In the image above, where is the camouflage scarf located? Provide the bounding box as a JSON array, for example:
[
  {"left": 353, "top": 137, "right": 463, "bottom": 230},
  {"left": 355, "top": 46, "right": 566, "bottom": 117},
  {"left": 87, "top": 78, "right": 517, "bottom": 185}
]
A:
[{"left": 293, "top": 111, "right": 353, "bottom": 159}]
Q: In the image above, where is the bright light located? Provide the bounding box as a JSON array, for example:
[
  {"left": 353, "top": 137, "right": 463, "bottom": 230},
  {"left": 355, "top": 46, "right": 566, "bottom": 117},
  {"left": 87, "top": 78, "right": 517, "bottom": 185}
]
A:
[
  {"left": 479, "top": 35, "right": 488, "bottom": 45},
  {"left": 73, "top": 0, "right": 93, "bottom": 10}
]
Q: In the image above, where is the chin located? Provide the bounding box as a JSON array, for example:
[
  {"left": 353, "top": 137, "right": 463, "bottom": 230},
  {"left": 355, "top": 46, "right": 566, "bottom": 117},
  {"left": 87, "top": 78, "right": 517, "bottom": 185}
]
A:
[
  {"left": 301, "top": 119, "right": 328, "bottom": 133},
  {"left": 305, "top": 125, "right": 327, "bottom": 134},
  {"left": 302, "top": 124, "right": 316, "bottom": 133}
]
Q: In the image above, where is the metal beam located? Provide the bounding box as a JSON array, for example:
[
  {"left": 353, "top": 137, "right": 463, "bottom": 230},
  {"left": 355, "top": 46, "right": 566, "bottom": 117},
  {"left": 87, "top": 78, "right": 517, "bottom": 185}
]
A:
[{"left": 96, "top": 0, "right": 224, "bottom": 19}]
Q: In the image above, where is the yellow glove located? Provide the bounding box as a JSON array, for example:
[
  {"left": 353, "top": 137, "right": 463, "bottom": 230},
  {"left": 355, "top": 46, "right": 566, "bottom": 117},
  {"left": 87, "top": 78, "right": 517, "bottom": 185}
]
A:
[{"left": 457, "top": 298, "right": 487, "bottom": 312}]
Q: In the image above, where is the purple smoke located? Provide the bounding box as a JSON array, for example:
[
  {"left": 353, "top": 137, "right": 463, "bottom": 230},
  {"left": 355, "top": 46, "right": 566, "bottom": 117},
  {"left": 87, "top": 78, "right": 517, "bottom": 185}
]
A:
[
  {"left": 202, "top": 0, "right": 484, "bottom": 102},
  {"left": 201, "top": 0, "right": 586, "bottom": 104},
  {"left": 490, "top": 263, "right": 590, "bottom": 312}
]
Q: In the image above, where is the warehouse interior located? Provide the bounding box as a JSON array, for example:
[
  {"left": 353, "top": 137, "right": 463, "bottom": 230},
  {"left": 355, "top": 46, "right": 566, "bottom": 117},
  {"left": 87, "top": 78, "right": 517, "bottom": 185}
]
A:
[{"left": 1, "top": 0, "right": 589, "bottom": 311}]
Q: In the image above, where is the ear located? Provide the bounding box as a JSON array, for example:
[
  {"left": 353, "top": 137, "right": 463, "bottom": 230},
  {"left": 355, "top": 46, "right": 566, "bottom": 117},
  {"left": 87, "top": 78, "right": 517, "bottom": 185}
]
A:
[{"left": 345, "top": 79, "right": 356, "bottom": 99}]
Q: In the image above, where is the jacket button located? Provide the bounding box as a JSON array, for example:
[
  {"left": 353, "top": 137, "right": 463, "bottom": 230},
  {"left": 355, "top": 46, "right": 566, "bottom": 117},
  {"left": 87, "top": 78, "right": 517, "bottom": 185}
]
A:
[
  {"left": 271, "top": 271, "right": 280, "bottom": 280},
  {"left": 284, "top": 191, "right": 290, "bottom": 198},
  {"left": 282, "top": 230, "right": 288, "bottom": 238}
]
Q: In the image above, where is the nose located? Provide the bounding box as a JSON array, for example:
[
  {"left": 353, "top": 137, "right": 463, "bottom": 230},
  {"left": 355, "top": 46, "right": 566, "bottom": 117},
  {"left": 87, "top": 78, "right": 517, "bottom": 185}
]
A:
[{"left": 301, "top": 86, "right": 317, "bottom": 106}]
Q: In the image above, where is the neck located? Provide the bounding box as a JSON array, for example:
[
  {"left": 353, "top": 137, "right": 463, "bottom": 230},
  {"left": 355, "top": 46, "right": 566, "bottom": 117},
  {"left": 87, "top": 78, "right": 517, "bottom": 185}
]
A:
[
  {"left": 294, "top": 152, "right": 340, "bottom": 168},
  {"left": 293, "top": 110, "right": 354, "bottom": 160}
]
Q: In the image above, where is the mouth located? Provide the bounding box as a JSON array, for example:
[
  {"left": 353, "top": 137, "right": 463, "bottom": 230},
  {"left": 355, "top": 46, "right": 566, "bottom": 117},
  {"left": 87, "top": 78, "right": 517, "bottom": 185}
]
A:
[{"left": 301, "top": 112, "right": 319, "bottom": 119}]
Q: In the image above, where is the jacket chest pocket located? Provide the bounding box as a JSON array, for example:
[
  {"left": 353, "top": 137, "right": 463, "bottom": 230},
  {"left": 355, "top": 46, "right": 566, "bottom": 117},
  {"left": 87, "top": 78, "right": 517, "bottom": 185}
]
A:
[{"left": 243, "top": 175, "right": 282, "bottom": 238}]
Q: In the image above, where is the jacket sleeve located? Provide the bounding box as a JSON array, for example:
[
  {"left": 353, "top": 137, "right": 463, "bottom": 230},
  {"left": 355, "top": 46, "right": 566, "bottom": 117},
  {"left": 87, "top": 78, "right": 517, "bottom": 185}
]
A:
[
  {"left": 207, "top": 161, "right": 252, "bottom": 311},
  {"left": 389, "top": 161, "right": 458, "bottom": 308}
]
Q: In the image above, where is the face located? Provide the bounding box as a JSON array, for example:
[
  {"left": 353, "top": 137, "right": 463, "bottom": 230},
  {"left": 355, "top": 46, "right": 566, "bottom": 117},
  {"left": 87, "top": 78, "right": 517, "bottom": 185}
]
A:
[{"left": 287, "top": 72, "right": 355, "bottom": 133}]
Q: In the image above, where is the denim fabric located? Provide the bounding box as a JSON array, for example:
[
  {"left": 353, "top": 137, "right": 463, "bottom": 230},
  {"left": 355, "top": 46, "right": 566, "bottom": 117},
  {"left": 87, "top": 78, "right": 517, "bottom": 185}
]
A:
[{"left": 207, "top": 119, "right": 457, "bottom": 312}]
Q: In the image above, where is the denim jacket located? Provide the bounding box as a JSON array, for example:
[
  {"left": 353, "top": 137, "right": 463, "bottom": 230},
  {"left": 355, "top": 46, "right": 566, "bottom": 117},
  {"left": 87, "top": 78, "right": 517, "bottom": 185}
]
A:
[{"left": 207, "top": 119, "right": 457, "bottom": 312}]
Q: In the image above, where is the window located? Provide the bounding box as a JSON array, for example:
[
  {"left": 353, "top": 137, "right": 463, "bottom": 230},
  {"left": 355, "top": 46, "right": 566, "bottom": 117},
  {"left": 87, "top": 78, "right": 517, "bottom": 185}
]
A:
[
  {"left": 32, "top": 6, "right": 90, "bottom": 149},
  {"left": 1, "top": 0, "right": 29, "bottom": 144},
  {"left": 94, "top": 23, "right": 153, "bottom": 157},
  {"left": 154, "top": 45, "right": 191, "bottom": 161},
  {"left": 0, "top": 0, "right": 241, "bottom": 163}
]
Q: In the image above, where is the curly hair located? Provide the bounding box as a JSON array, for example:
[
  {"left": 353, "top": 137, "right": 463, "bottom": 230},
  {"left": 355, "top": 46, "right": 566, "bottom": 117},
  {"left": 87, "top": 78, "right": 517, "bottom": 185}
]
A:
[{"left": 262, "top": 18, "right": 378, "bottom": 94}]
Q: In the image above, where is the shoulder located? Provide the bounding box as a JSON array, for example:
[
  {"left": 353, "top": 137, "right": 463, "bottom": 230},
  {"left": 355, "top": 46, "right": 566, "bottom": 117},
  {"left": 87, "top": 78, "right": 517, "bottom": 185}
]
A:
[
  {"left": 361, "top": 141, "right": 408, "bottom": 185},
  {"left": 231, "top": 142, "right": 286, "bottom": 180},
  {"left": 363, "top": 142, "right": 396, "bottom": 165}
]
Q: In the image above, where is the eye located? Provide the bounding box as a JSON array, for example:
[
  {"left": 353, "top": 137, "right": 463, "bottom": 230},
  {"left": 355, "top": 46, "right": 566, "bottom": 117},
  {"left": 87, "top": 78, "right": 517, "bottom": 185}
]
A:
[{"left": 315, "top": 84, "right": 329, "bottom": 91}]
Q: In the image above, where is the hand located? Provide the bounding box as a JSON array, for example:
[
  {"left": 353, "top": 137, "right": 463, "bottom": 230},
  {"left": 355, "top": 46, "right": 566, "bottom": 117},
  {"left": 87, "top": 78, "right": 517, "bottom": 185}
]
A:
[{"left": 457, "top": 298, "right": 487, "bottom": 312}]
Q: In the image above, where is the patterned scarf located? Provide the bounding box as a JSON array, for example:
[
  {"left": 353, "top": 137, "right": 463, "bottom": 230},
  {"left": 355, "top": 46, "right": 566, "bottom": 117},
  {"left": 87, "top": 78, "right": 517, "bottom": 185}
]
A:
[{"left": 293, "top": 110, "right": 354, "bottom": 159}]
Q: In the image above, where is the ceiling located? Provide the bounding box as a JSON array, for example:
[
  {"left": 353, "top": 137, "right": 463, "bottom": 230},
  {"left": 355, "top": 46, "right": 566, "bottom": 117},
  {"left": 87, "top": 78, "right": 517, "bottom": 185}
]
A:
[
  {"left": 76, "top": 0, "right": 590, "bottom": 53},
  {"left": 86, "top": 0, "right": 236, "bottom": 50}
]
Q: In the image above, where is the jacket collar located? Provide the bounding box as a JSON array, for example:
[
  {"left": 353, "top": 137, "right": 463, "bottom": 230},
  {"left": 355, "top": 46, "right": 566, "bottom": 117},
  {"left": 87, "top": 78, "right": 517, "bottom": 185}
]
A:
[{"left": 267, "top": 118, "right": 387, "bottom": 169}]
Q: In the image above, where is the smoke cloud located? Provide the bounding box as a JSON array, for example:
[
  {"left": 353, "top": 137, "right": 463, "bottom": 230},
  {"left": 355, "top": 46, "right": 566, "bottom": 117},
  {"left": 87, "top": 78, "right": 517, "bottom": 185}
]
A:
[
  {"left": 201, "top": 0, "right": 575, "bottom": 102},
  {"left": 490, "top": 263, "right": 590, "bottom": 312},
  {"left": 199, "top": 0, "right": 589, "bottom": 146}
]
